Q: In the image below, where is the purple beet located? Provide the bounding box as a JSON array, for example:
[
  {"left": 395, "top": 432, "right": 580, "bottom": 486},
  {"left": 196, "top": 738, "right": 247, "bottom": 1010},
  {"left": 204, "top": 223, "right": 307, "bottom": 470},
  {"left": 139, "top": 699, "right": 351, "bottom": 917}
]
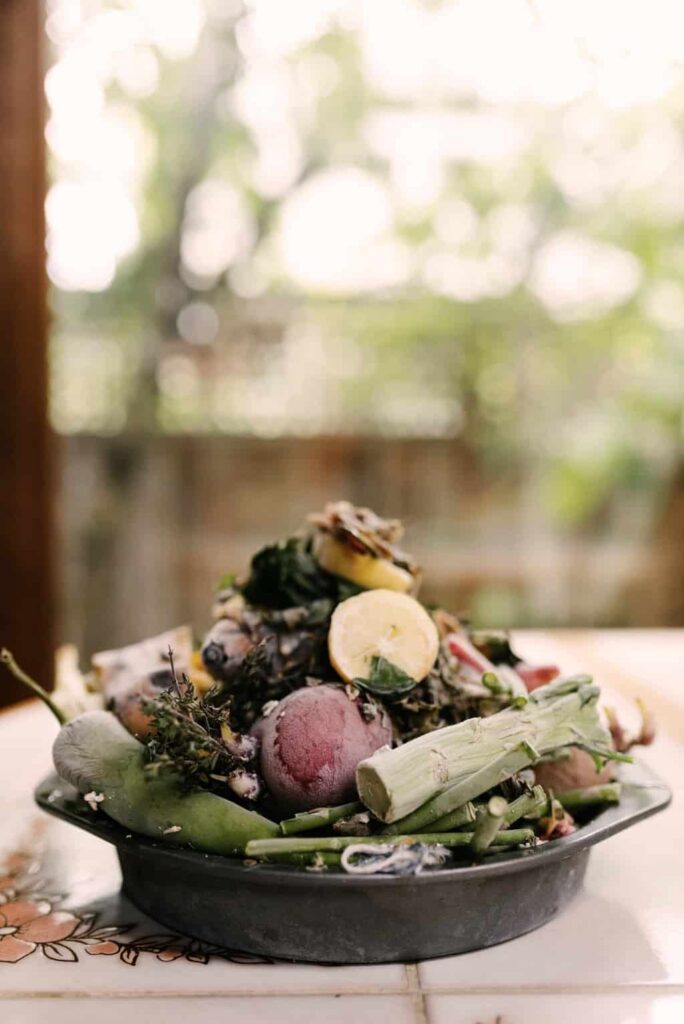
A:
[{"left": 255, "top": 684, "right": 393, "bottom": 813}]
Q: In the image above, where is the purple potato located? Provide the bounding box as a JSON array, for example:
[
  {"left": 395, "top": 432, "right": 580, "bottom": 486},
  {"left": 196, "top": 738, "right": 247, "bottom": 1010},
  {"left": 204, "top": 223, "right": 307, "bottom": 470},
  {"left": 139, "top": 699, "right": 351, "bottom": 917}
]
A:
[{"left": 255, "top": 684, "right": 393, "bottom": 813}]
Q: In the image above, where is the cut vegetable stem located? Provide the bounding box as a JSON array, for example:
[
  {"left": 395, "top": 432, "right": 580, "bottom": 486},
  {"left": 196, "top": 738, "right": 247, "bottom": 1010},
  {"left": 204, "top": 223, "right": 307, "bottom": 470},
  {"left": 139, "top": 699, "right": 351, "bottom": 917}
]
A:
[
  {"left": 420, "top": 801, "right": 477, "bottom": 834},
  {"left": 471, "top": 796, "right": 508, "bottom": 855},
  {"left": 245, "top": 829, "right": 536, "bottom": 857},
  {"left": 382, "top": 746, "right": 533, "bottom": 834},
  {"left": 556, "top": 783, "right": 622, "bottom": 811},
  {"left": 504, "top": 785, "right": 549, "bottom": 826},
  {"left": 251, "top": 851, "right": 342, "bottom": 867},
  {"left": 357, "top": 674, "right": 627, "bottom": 824},
  {"left": 280, "top": 801, "right": 364, "bottom": 836}
]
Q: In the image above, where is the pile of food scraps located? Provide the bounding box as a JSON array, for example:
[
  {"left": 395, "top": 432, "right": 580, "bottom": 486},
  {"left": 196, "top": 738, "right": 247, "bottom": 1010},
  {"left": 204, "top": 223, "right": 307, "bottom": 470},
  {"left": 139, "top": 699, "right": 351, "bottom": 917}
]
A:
[{"left": 2, "top": 501, "right": 654, "bottom": 875}]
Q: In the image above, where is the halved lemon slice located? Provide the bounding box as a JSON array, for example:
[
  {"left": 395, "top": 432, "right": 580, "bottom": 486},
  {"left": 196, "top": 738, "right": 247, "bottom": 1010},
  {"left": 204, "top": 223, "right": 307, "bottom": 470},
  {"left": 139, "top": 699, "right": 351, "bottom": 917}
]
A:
[
  {"left": 314, "top": 533, "right": 414, "bottom": 593},
  {"left": 328, "top": 589, "right": 439, "bottom": 684}
]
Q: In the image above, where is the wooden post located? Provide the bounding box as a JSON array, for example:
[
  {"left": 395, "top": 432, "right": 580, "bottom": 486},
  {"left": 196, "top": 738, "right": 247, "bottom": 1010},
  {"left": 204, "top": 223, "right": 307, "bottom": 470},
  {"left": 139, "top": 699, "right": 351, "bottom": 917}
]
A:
[{"left": 0, "top": 1, "right": 53, "bottom": 706}]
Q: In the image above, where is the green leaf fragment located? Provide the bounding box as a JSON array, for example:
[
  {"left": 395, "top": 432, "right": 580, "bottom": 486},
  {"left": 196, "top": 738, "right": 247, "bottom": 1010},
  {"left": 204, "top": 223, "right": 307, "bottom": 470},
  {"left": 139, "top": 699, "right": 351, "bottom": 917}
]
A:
[{"left": 353, "top": 655, "right": 418, "bottom": 696}]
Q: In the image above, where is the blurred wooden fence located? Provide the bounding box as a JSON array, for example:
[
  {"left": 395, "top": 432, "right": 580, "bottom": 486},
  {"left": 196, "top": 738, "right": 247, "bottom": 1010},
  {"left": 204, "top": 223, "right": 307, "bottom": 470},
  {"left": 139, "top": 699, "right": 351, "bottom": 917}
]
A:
[{"left": 57, "top": 435, "right": 684, "bottom": 660}]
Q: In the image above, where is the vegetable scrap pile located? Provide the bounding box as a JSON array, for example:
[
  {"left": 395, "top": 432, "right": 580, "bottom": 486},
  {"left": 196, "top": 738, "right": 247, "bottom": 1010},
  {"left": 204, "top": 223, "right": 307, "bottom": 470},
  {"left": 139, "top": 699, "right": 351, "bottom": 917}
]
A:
[{"left": 2, "top": 501, "right": 655, "bottom": 874}]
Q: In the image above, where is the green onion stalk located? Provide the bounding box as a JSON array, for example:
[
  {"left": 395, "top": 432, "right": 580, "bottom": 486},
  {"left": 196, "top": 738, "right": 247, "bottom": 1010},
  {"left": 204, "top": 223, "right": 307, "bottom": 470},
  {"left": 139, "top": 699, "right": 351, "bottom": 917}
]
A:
[{"left": 358, "top": 675, "right": 629, "bottom": 827}]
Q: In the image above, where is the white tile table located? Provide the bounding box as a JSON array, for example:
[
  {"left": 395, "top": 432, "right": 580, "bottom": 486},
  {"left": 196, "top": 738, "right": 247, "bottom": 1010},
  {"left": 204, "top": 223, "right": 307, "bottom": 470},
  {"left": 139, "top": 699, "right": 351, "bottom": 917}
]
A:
[{"left": 0, "top": 630, "right": 681, "bottom": 1023}]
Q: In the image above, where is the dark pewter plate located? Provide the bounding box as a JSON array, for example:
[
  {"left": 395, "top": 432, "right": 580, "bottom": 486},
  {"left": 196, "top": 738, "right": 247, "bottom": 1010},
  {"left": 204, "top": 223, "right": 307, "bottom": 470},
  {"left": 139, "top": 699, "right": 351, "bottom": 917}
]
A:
[{"left": 35, "top": 759, "right": 671, "bottom": 964}]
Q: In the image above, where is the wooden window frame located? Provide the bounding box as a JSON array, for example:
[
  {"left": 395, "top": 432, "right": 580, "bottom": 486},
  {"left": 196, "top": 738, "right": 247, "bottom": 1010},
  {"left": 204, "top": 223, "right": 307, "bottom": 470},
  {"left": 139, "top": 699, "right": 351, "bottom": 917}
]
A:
[{"left": 0, "top": 0, "right": 53, "bottom": 707}]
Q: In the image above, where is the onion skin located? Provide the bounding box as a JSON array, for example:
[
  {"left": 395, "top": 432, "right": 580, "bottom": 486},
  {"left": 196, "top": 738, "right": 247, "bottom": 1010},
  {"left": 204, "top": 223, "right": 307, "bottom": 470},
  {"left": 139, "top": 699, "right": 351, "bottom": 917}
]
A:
[
  {"left": 256, "top": 684, "right": 393, "bottom": 813},
  {"left": 533, "top": 746, "right": 615, "bottom": 793}
]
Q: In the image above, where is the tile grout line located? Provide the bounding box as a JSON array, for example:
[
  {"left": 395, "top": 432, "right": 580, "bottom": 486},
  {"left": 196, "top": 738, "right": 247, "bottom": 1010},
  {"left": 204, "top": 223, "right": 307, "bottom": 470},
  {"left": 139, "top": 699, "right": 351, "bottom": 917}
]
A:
[
  {"left": 2, "top": 982, "right": 684, "bottom": 1000},
  {"left": 421, "top": 983, "right": 684, "bottom": 996},
  {"left": 0, "top": 988, "right": 408, "bottom": 1001},
  {"left": 405, "top": 963, "right": 430, "bottom": 1024},
  {"left": 0, "top": 988, "right": 406, "bottom": 1001}
]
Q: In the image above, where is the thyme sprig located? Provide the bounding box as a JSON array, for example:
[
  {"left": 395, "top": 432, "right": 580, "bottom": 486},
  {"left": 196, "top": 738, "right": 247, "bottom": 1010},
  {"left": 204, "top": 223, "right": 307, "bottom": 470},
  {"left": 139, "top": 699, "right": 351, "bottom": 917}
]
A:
[{"left": 142, "top": 661, "right": 259, "bottom": 797}]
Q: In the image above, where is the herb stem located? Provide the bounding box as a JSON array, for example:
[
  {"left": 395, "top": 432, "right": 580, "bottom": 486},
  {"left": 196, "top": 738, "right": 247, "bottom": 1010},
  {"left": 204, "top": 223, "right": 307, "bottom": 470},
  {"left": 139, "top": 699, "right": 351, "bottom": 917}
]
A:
[{"left": 1, "top": 648, "right": 66, "bottom": 725}]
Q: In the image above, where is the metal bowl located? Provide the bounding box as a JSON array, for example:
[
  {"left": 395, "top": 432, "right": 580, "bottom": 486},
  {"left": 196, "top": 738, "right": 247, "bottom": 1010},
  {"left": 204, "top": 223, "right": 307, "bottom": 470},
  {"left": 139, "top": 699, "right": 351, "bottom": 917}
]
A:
[{"left": 35, "top": 759, "right": 670, "bottom": 964}]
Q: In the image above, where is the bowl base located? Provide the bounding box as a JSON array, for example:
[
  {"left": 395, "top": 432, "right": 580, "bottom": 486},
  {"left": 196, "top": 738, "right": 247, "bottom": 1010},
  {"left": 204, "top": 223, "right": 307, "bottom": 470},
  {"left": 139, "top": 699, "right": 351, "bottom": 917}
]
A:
[{"left": 118, "top": 845, "right": 590, "bottom": 964}]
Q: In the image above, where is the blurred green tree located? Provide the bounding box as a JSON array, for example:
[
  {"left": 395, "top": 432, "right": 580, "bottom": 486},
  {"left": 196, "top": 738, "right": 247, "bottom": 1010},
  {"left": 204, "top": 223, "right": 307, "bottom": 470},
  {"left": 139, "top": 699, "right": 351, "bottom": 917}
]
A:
[{"left": 46, "top": 0, "right": 684, "bottom": 632}]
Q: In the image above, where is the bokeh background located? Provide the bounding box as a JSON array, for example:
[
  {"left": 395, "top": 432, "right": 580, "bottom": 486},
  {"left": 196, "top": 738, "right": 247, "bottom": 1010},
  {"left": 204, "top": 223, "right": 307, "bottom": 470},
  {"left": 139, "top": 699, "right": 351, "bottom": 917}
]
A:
[{"left": 45, "top": 0, "right": 684, "bottom": 658}]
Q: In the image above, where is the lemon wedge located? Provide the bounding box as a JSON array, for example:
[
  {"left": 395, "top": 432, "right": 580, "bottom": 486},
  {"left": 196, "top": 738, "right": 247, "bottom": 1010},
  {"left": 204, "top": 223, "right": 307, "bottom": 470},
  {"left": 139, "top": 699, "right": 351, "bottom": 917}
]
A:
[
  {"left": 314, "top": 533, "right": 414, "bottom": 593},
  {"left": 328, "top": 589, "right": 439, "bottom": 684}
]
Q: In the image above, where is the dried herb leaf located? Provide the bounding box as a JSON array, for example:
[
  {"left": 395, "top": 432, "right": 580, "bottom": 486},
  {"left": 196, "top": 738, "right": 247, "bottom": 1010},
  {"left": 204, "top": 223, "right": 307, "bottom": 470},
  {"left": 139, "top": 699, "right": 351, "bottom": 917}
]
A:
[{"left": 142, "top": 679, "right": 257, "bottom": 796}]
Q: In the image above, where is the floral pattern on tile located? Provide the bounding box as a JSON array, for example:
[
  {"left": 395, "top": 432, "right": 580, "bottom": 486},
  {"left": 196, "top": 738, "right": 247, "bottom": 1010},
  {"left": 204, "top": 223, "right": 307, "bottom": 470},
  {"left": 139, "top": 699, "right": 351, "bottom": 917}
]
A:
[{"left": 0, "top": 848, "right": 269, "bottom": 968}]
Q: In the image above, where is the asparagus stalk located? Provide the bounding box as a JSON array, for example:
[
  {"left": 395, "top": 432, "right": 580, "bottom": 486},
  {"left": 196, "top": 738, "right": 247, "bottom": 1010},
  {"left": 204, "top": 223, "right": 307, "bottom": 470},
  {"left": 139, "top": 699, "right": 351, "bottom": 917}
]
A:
[
  {"left": 420, "top": 801, "right": 477, "bottom": 834},
  {"left": 357, "top": 674, "right": 629, "bottom": 824},
  {"left": 471, "top": 796, "right": 508, "bottom": 855},
  {"left": 245, "top": 829, "right": 536, "bottom": 857},
  {"left": 556, "top": 783, "right": 622, "bottom": 811},
  {"left": 279, "top": 801, "right": 363, "bottom": 836}
]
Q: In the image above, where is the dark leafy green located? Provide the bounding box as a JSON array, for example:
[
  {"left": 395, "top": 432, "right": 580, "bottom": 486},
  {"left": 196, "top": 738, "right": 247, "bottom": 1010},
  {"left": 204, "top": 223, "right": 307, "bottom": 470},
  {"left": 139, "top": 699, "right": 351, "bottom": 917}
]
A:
[
  {"left": 241, "top": 536, "right": 362, "bottom": 609},
  {"left": 353, "top": 655, "right": 418, "bottom": 697}
]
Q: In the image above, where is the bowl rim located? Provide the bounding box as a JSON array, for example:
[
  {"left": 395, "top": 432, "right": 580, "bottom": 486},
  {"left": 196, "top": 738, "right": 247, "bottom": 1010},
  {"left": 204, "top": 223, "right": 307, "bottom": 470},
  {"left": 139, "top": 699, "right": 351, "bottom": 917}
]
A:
[{"left": 34, "top": 757, "right": 671, "bottom": 887}]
